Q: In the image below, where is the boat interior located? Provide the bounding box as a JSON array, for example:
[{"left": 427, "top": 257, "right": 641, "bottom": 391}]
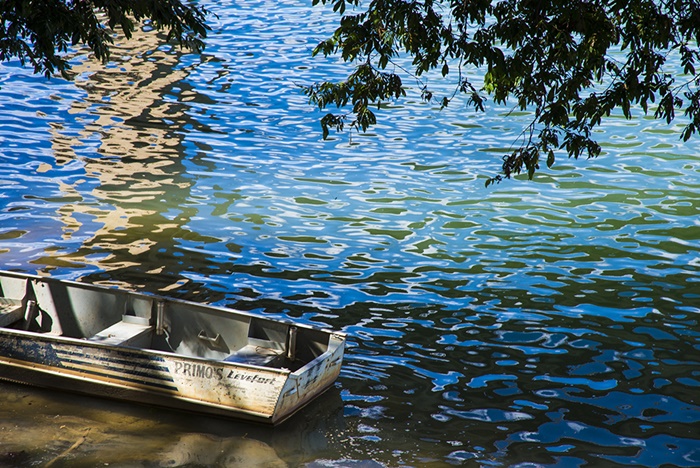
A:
[{"left": 0, "top": 274, "right": 332, "bottom": 371}]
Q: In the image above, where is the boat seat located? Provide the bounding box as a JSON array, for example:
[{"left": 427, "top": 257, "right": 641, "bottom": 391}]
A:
[
  {"left": 89, "top": 315, "right": 153, "bottom": 347},
  {"left": 223, "top": 337, "right": 285, "bottom": 367},
  {"left": 0, "top": 298, "right": 26, "bottom": 328}
]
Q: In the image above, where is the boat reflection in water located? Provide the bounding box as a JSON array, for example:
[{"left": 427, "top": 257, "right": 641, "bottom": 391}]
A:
[{"left": 0, "top": 377, "right": 345, "bottom": 466}]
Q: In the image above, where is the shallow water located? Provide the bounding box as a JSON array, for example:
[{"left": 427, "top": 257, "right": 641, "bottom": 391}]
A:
[{"left": 1, "top": 0, "right": 699, "bottom": 466}]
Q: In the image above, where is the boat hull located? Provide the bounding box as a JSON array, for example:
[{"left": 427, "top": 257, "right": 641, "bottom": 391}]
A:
[{"left": 0, "top": 271, "right": 345, "bottom": 425}]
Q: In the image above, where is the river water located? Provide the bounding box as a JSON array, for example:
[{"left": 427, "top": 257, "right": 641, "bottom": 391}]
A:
[{"left": 1, "top": 0, "right": 699, "bottom": 466}]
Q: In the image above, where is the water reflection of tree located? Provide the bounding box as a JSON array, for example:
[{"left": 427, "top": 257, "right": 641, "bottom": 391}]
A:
[{"left": 41, "top": 23, "right": 220, "bottom": 293}]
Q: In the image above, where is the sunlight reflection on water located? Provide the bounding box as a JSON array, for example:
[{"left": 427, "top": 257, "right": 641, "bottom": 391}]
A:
[{"left": 1, "top": 0, "right": 700, "bottom": 466}]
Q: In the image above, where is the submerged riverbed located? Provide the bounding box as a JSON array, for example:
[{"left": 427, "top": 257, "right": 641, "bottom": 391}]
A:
[{"left": 1, "top": 0, "right": 699, "bottom": 466}]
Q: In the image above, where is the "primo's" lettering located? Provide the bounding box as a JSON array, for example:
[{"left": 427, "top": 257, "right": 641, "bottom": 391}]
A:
[{"left": 174, "top": 361, "right": 224, "bottom": 379}]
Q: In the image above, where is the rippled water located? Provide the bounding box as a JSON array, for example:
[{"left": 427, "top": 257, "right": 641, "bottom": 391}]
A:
[{"left": 1, "top": 0, "right": 699, "bottom": 466}]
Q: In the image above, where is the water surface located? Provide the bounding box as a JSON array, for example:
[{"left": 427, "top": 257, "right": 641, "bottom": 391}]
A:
[{"left": 0, "top": 0, "right": 699, "bottom": 466}]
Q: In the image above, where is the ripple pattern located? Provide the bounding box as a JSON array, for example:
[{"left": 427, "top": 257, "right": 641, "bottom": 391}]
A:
[{"left": 1, "top": 0, "right": 699, "bottom": 466}]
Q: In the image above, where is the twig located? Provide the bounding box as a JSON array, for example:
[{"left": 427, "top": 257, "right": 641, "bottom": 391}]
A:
[{"left": 46, "top": 428, "right": 91, "bottom": 467}]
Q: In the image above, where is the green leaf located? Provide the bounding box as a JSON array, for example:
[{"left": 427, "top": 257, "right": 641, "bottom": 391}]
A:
[{"left": 546, "top": 150, "right": 555, "bottom": 168}]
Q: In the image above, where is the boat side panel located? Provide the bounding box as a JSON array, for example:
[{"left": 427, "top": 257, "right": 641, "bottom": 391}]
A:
[
  {"left": 164, "top": 354, "right": 285, "bottom": 414},
  {"left": 0, "top": 331, "right": 287, "bottom": 418},
  {"left": 0, "top": 362, "right": 276, "bottom": 424}
]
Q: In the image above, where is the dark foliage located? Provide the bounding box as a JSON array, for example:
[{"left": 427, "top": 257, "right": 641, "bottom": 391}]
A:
[
  {"left": 0, "top": 0, "right": 209, "bottom": 78},
  {"left": 306, "top": 0, "right": 700, "bottom": 184}
]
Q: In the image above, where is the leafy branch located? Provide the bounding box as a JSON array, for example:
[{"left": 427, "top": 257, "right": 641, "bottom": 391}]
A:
[
  {"left": 0, "top": 0, "right": 210, "bottom": 79},
  {"left": 307, "top": 0, "right": 700, "bottom": 185}
]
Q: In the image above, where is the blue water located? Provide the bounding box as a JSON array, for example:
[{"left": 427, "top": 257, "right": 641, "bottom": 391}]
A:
[{"left": 1, "top": 0, "right": 699, "bottom": 466}]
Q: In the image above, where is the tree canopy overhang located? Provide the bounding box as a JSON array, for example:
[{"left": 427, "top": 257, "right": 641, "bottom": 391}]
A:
[
  {"left": 0, "top": 0, "right": 209, "bottom": 79},
  {"left": 305, "top": 0, "right": 700, "bottom": 185}
]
